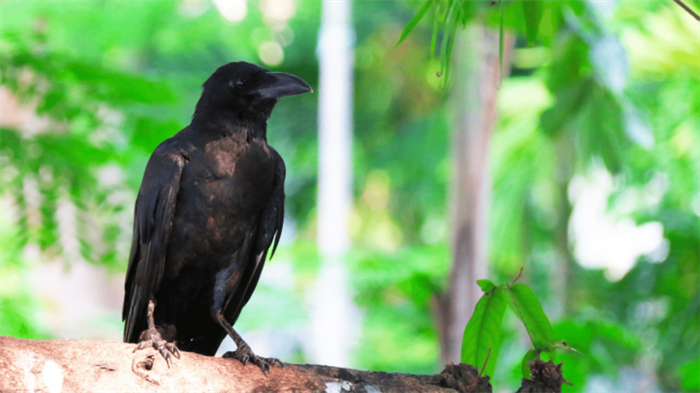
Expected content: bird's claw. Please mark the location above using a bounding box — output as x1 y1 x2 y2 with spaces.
257 359 270 376
133 337 180 368
255 357 283 376
223 350 249 366
228 352 249 365
158 344 173 368
266 357 284 368
223 350 282 376
166 342 181 359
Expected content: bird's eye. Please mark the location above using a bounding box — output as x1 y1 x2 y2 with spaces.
231 78 249 90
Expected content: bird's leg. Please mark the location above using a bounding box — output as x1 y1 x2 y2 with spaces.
133 300 181 367
214 310 282 376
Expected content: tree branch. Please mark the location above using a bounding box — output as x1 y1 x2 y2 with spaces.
673 0 700 21
0 336 489 392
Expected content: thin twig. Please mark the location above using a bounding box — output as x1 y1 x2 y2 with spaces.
674 0 700 21
511 267 524 286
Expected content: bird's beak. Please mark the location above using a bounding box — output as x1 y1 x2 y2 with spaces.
255 72 313 99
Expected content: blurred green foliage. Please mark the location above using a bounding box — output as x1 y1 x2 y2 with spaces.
0 0 698 391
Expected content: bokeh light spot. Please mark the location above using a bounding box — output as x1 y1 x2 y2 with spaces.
213 0 247 22
259 41 284 66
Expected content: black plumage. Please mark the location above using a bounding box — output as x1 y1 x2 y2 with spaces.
122 62 311 374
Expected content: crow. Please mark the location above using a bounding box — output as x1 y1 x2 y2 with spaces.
122 62 311 375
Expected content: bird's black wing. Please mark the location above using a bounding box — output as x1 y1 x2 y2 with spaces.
123 139 187 343
225 147 286 326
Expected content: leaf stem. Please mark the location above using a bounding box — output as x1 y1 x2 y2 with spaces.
511 267 523 286
467 347 492 391
478 347 492 378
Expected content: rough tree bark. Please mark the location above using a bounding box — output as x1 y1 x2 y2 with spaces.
0 336 490 393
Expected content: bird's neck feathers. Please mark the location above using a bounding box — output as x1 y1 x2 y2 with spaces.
191 107 269 142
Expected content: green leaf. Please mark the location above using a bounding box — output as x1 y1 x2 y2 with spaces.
435 0 450 22
439 1 458 79
430 9 439 56
461 287 508 377
678 359 700 391
506 283 556 350
522 0 544 46
521 349 537 378
546 34 590 92
477 279 496 292
397 0 433 47
540 77 593 137
442 4 461 80
550 340 580 354
458 0 477 24
577 84 626 174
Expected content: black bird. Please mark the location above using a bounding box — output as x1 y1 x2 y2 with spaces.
122 62 311 374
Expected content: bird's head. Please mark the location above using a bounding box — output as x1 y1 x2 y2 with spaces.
194 62 312 123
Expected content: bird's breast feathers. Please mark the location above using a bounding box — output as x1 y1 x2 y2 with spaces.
202 136 273 179
181 136 275 215
204 137 243 178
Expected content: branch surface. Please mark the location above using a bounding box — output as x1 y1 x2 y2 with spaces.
0 336 483 392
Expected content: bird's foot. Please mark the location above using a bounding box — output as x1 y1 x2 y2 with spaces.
134 333 181 368
133 300 180 368
223 345 283 376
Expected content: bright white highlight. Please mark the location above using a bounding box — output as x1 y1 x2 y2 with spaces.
570 168 666 280
42 361 63 393
260 0 296 23
213 0 247 22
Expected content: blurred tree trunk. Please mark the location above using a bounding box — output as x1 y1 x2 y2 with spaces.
437 24 511 366
310 0 356 367
553 131 576 316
